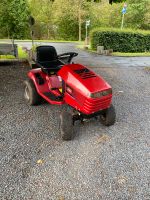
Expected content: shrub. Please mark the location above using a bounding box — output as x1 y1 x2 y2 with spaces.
90 28 150 52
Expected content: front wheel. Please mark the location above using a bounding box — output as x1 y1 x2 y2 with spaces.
24 79 42 106
60 111 74 140
100 105 116 126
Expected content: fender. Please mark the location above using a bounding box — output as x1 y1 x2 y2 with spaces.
28 68 49 94
27 68 65 105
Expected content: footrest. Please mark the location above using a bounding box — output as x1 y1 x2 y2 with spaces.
44 92 62 101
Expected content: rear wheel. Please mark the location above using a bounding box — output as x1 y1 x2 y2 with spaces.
24 79 41 105
100 105 116 126
60 111 74 140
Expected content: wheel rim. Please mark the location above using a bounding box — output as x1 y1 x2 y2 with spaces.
24 86 30 101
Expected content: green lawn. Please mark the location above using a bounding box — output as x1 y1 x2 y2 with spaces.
112 52 150 57
18 46 28 59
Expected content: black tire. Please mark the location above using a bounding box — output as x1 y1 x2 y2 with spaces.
100 105 116 126
60 111 74 140
24 79 41 105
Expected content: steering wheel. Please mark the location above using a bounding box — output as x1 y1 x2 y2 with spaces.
57 52 78 63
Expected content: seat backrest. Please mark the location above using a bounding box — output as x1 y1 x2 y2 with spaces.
36 45 57 63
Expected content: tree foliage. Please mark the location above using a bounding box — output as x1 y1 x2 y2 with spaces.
53 0 90 40
0 0 30 39
125 0 149 29
0 0 149 40
29 0 55 39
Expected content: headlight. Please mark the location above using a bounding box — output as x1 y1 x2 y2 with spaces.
89 89 112 98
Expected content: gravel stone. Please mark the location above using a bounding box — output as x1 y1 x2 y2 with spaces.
0 43 150 200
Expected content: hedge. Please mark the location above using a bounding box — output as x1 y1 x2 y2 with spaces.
90 28 150 53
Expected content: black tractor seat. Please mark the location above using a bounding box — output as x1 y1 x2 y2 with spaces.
35 45 64 74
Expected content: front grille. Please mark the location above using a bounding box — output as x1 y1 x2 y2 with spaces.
83 97 112 113
74 68 96 79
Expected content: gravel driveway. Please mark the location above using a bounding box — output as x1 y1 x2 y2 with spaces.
0 43 150 200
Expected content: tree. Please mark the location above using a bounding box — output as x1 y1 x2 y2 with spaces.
29 0 55 39
0 0 30 39
76 0 88 41
53 0 79 40
143 4 150 29
125 0 149 29
54 0 101 41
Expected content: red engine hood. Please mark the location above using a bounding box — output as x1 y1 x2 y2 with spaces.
58 64 111 94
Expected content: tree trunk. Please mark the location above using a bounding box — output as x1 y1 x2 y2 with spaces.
78 2 82 41
47 25 50 39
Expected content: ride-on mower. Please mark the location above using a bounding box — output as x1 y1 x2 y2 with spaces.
24 45 116 140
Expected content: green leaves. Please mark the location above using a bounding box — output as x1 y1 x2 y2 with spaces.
53 0 89 40
0 0 30 39
1 0 149 40
91 28 150 52
125 0 149 30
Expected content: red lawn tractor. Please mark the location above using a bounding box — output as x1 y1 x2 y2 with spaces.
24 45 116 140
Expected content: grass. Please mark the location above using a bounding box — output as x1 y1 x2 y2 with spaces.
76 44 150 57
0 46 28 59
0 55 15 59
112 52 150 57
144 66 150 71
18 46 28 59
